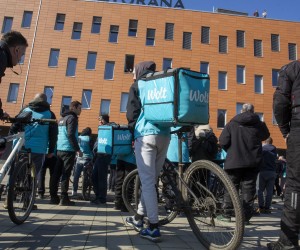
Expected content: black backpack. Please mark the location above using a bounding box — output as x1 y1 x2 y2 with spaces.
192 131 218 161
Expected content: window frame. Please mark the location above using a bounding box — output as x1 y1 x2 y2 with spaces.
183 32 192 50
254 75 264 94
86 51 97 70
201 26 210 44
109 25 119 43
162 58 172 70
100 99 111 115
66 58 77 77
71 22 83 40
219 35 228 53
54 13 65 31
165 23 174 40
200 62 209 74
44 86 54 105
218 71 227 90
120 92 129 113
254 39 263 57
146 28 156 46
7 83 19 103
288 43 297 61
272 69 279 87
81 89 92 109
91 16 102 34
48 48 60 67
271 34 280 52
217 109 227 129
2 17 13 33
104 61 115 80
236 30 245 48
237 65 245 84
21 11 33 28
128 19 138 37
124 55 135 73
61 96 72 115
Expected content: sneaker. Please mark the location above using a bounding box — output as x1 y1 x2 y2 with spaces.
3 199 7 209
253 207 261 215
71 191 78 197
49 196 60 205
216 214 231 222
125 216 144 232
90 198 101 205
140 227 161 242
38 193 44 199
267 241 298 250
60 196 75 206
261 208 272 214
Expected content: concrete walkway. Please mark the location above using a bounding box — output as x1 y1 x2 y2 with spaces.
0 189 287 250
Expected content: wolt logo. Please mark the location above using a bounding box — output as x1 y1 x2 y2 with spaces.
189 90 209 103
117 134 131 141
98 138 108 144
147 87 167 101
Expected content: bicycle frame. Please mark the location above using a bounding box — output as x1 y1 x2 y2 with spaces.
0 132 25 185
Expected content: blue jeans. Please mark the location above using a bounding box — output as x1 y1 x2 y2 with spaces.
92 154 111 202
258 171 276 209
73 157 91 192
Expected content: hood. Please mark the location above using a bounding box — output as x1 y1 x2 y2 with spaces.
0 41 13 68
232 112 261 126
263 143 277 153
62 110 77 118
28 100 50 112
134 61 156 79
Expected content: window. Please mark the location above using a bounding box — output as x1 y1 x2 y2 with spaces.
86 52 97 70
146 28 155 46
162 58 172 70
61 96 72 114
72 22 82 40
255 75 263 94
183 32 192 50
66 58 77 77
44 86 54 104
124 55 134 73
237 65 245 84
236 30 245 48
120 93 129 112
7 83 19 103
19 54 25 64
272 112 278 125
2 17 13 33
272 69 279 87
254 39 263 57
217 109 227 128
236 102 244 114
288 43 297 60
81 90 92 109
91 16 102 34
128 19 138 37
21 11 33 28
200 62 209 74
201 26 210 44
165 23 174 40
104 61 115 80
218 71 227 90
256 112 264 121
54 13 65 31
271 34 280 52
48 49 60 67
100 99 111 115
219 36 228 53
109 25 119 43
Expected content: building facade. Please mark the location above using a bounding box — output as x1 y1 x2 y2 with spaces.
1 0 299 149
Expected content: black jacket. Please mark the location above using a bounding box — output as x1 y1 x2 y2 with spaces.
219 112 270 170
9 100 58 154
261 144 277 172
273 60 300 137
0 41 13 83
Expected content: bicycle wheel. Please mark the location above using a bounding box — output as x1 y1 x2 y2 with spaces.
82 168 92 201
183 160 244 250
7 154 36 225
122 169 178 226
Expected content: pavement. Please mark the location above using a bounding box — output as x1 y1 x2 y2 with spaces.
0 173 291 250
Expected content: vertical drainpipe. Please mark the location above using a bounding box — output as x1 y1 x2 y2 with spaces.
20 0 42 108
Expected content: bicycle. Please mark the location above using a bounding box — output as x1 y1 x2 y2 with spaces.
122 128 244 250
0 112 56 225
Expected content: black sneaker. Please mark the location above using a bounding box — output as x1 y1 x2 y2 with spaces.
60 197 75 206
267 241 299 250
49 196 60 205
90 198 101 205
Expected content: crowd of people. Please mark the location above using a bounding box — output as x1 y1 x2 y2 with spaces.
1 30 300 249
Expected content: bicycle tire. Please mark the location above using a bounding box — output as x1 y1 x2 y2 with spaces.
183 160 244 250
122 169 178 226
7 154 36 225
82 168 92 201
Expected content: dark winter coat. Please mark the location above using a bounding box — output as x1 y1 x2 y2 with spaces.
219 112 270 170
273 60 300 137
261 144 277 172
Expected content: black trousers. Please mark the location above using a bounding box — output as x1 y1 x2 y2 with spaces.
37 156 57 195
279 128 300 246
50 151 76 198
114 159 136 204
224 167 259 222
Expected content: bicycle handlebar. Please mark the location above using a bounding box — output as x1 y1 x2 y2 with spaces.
1 116 57 124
